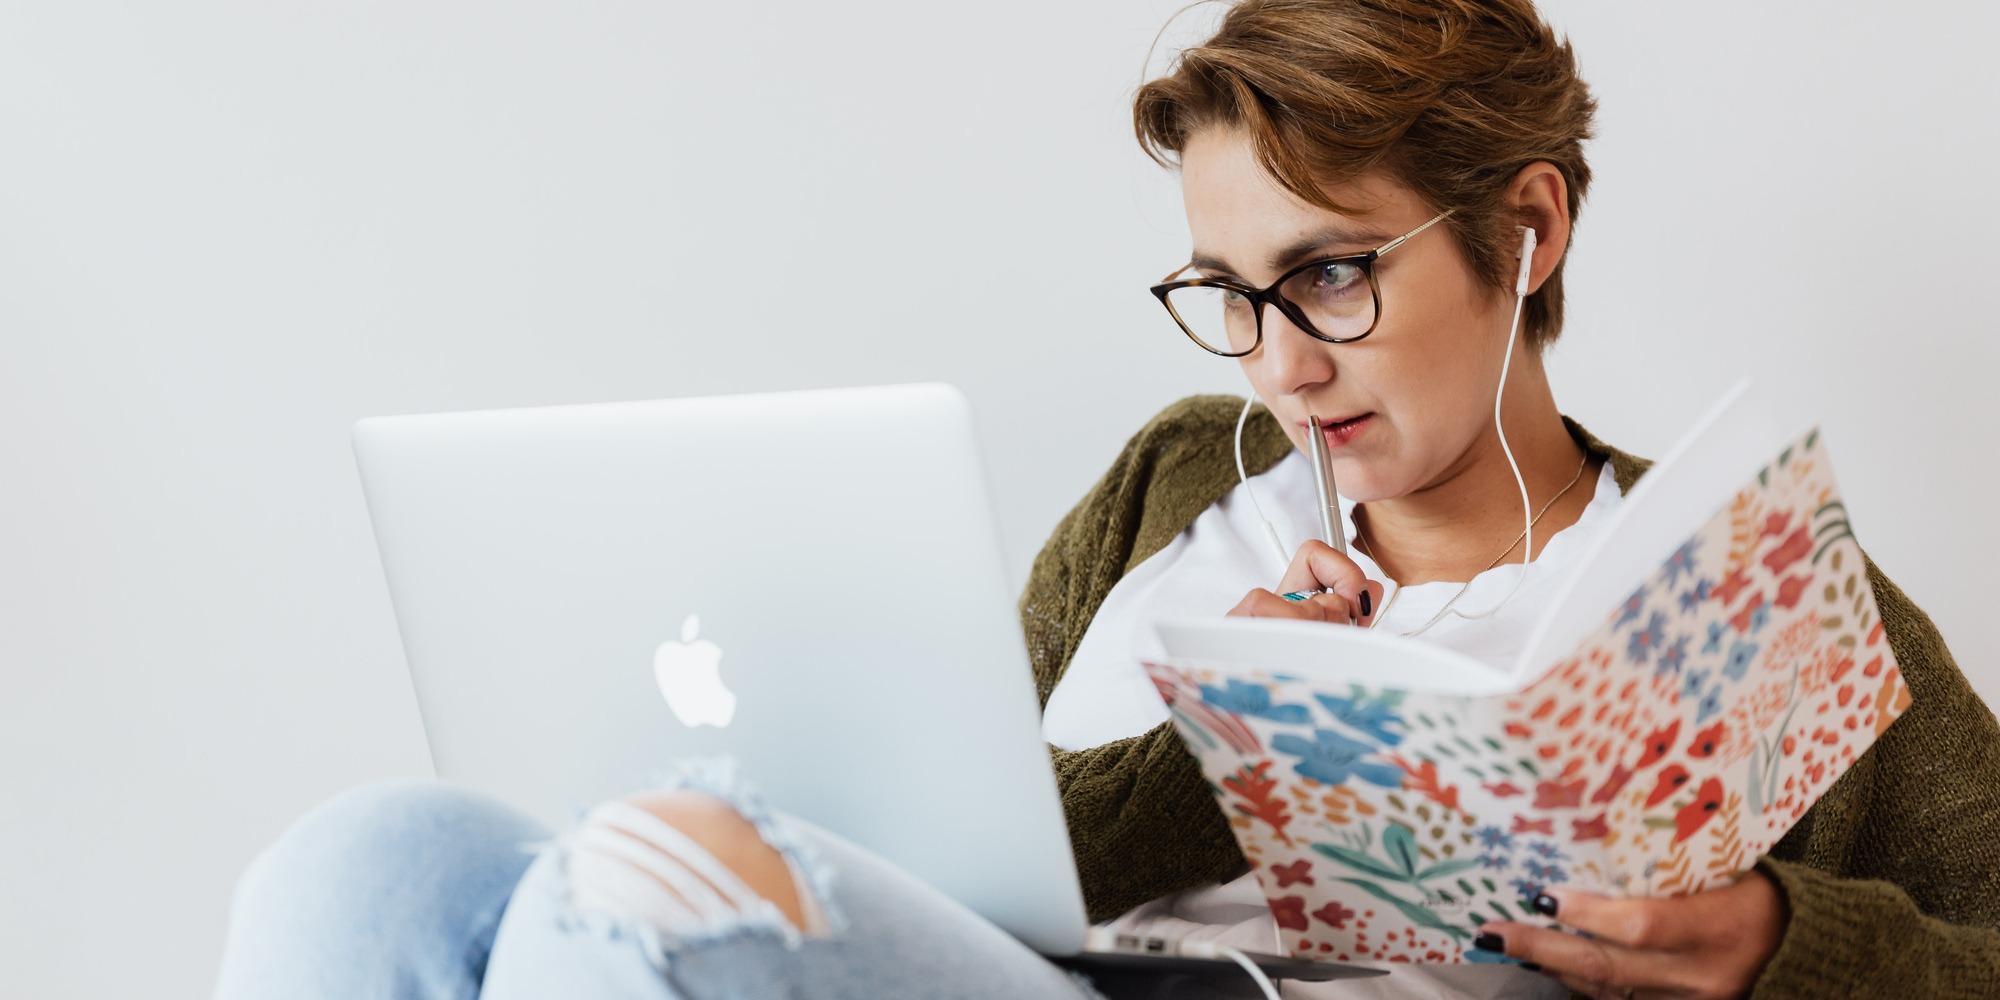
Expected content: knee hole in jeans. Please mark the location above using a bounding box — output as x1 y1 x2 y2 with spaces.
564 791 824 944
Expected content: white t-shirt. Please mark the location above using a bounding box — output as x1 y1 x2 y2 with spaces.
1041 449 1620 999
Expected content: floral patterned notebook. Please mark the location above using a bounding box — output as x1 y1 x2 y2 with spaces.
1140 426 1909 965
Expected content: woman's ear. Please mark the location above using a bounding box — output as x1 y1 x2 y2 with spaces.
1506 162 1571 296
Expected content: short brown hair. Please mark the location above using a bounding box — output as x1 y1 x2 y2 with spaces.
1134 0 1597 348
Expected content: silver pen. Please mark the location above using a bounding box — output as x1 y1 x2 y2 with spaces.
1307 414 1347 555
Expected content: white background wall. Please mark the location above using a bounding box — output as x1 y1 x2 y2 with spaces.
3 2 1994 996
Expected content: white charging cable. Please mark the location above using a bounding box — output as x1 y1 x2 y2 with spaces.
1185 940 1283 1000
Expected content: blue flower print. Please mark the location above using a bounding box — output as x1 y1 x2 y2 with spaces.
1679 578 1713 614
1509 877 1545 899
1662 540 1700 586
1681 669 1711 701
1270 729 1404 788
1615 585 1648 628
1475 826 1515 851
1524 861 1570 885
1313 692 1406 747
1722 640 1761 682
1626 611 1667 666
1199 679 1310 724
1747 599 1771 635
1696 686 1724 725
1528 841 1566 860
1655 635 1690 679
1702 621 1728 655
1478 854 1510 871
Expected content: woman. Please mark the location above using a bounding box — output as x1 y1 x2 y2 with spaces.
214 2 2000 998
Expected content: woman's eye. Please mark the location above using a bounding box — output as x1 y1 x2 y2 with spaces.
1221 288 1251 307
1313 262 1365 294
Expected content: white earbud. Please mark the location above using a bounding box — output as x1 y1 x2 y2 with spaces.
1514 225 1539 295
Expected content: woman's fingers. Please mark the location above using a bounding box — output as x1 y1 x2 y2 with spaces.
1479 921 1696 996
1275 541 1380 620
1228 588 1354 623
1478 876 1786 1000
1225 539 1383 625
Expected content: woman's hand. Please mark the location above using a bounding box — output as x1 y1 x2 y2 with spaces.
1226 540 1383 627
1478 870 1787 999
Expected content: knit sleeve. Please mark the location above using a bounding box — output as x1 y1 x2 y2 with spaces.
1750 859 2000 998
1745 558 2000 998
1051 731 1246 922
1017 397 1268 923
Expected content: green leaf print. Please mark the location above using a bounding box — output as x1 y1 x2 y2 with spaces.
1311 843 1409 882
1335 878 1470 940
1383 823 1421 876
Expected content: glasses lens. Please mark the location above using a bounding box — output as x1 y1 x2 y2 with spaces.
1277 260 1375 341
1164 284 1260 355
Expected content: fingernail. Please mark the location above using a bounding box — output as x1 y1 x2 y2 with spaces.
1532 893 1559 917
1359 590 1373 617
1519 962 1543 973
1472 932 1505 953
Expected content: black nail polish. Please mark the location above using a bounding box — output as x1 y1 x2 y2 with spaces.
1359 590 1373 617
1532 893 1559 917
1472 932 1505 953
1519 962 1543 973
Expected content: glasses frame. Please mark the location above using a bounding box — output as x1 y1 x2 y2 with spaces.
1150 210 1455 357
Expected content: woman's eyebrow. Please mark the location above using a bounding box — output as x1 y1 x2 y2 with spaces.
1189 224 1394 281
1266 225 1392 272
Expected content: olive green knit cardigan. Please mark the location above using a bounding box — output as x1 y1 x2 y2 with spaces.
1019 395 2000 999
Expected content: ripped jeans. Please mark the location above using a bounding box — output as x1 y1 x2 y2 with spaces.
211 765 1103 1000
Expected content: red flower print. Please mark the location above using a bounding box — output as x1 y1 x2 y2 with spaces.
1270 860 1314 888
1533 778 1587 809
1635 720 1682 769
1645 764 1692 808
1222 760 1295 847
1688 721 1726 759
1672 777 1726 843
1762 526 1814 576
1759 511 1793 540
1589 764 1634 804
1773 574 1811 610
1386 754 1460 811
1270 895 1309 932
1571 812 1611 841
1713 567 1753 606
1483 781 1525 798
1511 815 1555 834
1312 901 1357 929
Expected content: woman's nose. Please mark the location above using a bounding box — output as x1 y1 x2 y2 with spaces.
1255 302 1337 395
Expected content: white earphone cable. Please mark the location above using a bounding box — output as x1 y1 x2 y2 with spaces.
1236 394 1293 574
1420 225 1537 626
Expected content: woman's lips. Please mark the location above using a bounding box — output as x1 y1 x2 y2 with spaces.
1306 413 1373 447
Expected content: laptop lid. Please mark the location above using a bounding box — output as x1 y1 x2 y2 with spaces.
352 383 1089 954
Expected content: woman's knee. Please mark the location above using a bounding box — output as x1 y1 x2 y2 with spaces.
216 778 551 999
231 778 547 941
562 790 825 944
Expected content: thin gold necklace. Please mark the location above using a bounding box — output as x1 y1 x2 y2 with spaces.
1357 452 1592 638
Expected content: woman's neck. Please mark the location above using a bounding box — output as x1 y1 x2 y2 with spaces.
1351 373 1599 587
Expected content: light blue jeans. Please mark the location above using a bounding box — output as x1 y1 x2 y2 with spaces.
210 767 1114 1000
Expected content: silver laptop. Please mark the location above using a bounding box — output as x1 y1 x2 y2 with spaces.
352 383 1379 982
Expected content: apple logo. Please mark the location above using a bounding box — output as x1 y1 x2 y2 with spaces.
652 613 736 728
